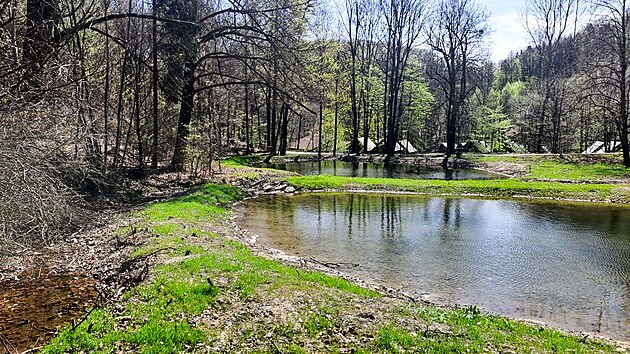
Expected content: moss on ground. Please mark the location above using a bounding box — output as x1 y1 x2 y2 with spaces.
43 182 624 353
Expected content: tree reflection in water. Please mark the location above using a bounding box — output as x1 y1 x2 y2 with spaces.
235 194 630 341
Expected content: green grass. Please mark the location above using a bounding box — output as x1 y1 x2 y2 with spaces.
43 182 379 353
140 183 242 223
43 270 215 353
221 155 262 168
376 305 616 353
303 312 335 337
468 154 630 181
285 175 630 203
43 181 624 353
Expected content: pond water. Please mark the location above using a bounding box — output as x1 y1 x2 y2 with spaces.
256 161 502 180
235 194 630 340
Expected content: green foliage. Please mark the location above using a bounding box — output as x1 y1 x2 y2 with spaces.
401 64 436 150
502 80 526 98
471 89 512 152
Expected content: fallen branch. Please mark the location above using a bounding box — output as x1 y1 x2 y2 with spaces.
19 346 42 354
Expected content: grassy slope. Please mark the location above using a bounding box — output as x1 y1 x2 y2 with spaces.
43 183 622 353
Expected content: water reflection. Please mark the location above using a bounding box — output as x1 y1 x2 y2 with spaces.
235 194 630 340
256 161 500 180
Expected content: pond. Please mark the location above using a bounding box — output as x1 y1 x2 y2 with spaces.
255 160 502 180
235 194 630 340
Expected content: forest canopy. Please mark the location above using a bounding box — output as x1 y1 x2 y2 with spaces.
2 0 630 241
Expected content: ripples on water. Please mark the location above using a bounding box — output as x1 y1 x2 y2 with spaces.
235 194 630 340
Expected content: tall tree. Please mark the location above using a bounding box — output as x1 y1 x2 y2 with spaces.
380 0 426 157
426 0 489 165
523 0 582 153
344 0 365 154
588 0 630 166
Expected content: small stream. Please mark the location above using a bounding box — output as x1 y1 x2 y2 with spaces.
0 271 97 352
235 193 630 340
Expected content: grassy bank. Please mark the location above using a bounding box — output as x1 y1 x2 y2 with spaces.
223 154 630 203
43 183 623 353
467 154 630 181
285 175 630 204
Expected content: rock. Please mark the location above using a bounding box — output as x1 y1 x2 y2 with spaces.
285 186 296 194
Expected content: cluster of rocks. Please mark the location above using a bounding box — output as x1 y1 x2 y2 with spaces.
261 182 296 194
227 176 297 196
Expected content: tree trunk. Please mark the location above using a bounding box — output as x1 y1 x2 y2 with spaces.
103 0 110 168
151 0 159 168
170 59 197 171
333 76 339 157
23 0 59 64
244 82 251 152
279 103 289 156
318 101 323 159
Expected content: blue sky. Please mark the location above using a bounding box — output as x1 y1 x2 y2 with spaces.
481 0 531 61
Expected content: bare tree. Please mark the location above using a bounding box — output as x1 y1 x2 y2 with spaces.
426 0 489 165
344 0 364 154
522 0 582 153
380 0 426 157
587 0 630 166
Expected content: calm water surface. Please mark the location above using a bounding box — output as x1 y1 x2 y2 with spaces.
256 161 501 180
235 194 630 340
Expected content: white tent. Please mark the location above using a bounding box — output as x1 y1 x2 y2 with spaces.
583 141 605 154
357 137 377 152
583 141 621 154
397 140 417 153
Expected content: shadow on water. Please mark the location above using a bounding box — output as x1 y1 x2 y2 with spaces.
257 161 499 180
235 194 630 341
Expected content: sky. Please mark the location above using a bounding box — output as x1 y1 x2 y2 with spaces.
480 0 531 62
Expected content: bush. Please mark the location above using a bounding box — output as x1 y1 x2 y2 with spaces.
0 142 81 245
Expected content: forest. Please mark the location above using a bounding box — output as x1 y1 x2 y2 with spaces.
2 0 630 240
